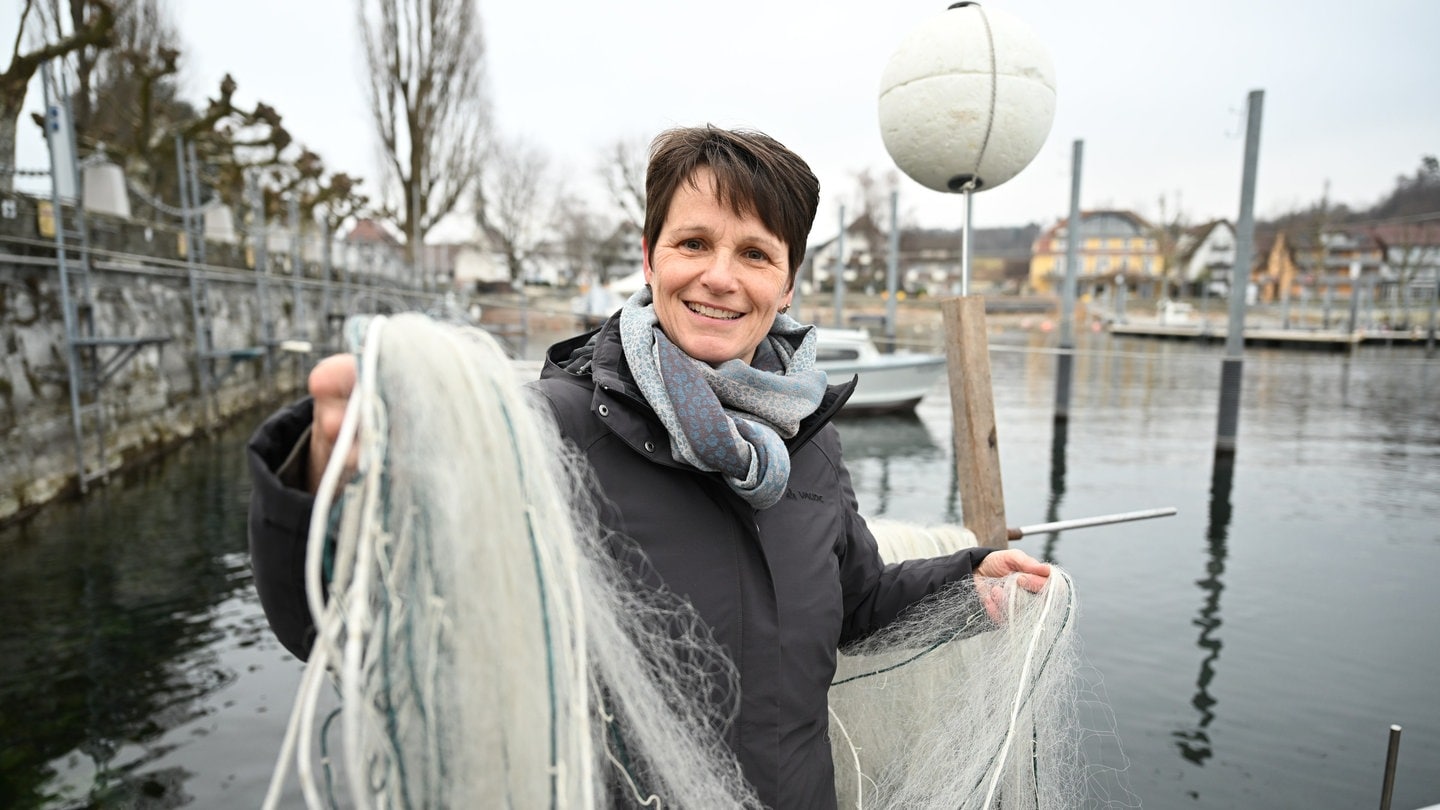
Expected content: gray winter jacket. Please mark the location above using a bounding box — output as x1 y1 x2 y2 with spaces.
246 316 993 808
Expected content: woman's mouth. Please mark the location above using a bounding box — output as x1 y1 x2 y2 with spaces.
687 302 742 320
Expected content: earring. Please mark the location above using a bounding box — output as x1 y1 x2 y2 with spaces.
779 305 791 314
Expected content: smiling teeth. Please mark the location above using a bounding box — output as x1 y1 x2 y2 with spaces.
689 303 741 320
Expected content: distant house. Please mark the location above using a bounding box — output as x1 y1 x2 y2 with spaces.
1028 210 1160 297
1273 226 1387 303
1250 229 1302 304
1174 220 1236 295
446 228 510 292
1370 220 1440 301
805 212 886 296
805 216 1038 297
344 217 402 249
339 217 408 284
595 221 644 284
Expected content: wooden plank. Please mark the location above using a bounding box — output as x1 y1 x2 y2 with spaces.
941 296 1008 549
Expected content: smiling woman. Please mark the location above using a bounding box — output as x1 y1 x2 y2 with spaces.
247 124 1053 808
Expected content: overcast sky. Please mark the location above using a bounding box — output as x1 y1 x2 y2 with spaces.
10 0 1439 242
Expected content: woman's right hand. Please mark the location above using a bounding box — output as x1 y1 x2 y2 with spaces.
307 354 358 495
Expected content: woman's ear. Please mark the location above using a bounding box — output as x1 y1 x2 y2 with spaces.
641 238 653 284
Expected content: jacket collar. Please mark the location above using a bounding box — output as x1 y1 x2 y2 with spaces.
540 315 856 451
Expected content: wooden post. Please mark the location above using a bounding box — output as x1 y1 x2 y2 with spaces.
941 296 1008 548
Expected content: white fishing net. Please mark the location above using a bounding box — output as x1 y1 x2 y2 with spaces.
837 521 1138 809
262 314 1133 809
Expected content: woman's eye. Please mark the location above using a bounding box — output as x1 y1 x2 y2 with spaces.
681 239 704 251
744 249 768 261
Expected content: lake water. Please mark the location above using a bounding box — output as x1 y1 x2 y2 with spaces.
2 329 1437 809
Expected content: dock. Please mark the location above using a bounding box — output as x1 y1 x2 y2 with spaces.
1109 321 1363 349
1097 299 1436 350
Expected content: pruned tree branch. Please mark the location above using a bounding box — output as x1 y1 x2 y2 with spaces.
1 0 116 190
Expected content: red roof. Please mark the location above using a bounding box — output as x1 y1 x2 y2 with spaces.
344 218 401 245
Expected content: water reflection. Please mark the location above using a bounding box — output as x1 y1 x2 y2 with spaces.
1173 452 1235 766
1039 416 1068 564
0 420 258 809
834 413 941 516
834 412 939 462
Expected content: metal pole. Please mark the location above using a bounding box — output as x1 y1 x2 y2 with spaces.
1379 724 1401 810
1281 274 1292 329
320 217 333 349
1224 91 1263 359
176 138 208 363
44 64 89 493
1060 139 1082 347
1348 260 1362 335
185 142 206 265
289 195 304 340
833 205 846 328
1008 506 1177 540
1323 280 1334 329
411 184 424 292
250 177 273 376
1217 89 1264 455
1427 264 1437 357
1056 139 1083 419
885 190 900 345
960 188 973 297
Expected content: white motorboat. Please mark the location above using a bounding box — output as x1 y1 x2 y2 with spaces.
814 327 947 413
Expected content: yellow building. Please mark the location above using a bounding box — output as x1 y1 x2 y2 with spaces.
1029 210 1162 296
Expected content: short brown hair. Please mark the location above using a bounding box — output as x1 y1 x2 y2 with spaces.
644 126 820 288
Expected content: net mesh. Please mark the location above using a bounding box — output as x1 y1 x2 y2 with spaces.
262 314 1133 809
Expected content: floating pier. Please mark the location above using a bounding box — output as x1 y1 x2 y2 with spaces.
1109 321 1365 350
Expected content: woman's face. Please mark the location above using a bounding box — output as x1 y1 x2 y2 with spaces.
643 167 793 366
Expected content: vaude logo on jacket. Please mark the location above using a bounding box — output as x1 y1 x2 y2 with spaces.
784 488 824 503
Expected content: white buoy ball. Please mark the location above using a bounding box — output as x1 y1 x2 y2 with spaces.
879 3 1056 193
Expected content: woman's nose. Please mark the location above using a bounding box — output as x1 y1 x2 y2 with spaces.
700 250 741 290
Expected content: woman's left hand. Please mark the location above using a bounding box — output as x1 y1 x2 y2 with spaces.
975 549 1052 622
976 549 1051 593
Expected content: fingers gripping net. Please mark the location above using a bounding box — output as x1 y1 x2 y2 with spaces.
265 314 759 809
831 521 1135 809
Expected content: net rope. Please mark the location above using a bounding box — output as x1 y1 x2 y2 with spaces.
261 313 1133 808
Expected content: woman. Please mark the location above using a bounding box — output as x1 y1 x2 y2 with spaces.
247 125 1051 808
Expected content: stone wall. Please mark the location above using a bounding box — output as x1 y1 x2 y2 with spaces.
0 189 446 525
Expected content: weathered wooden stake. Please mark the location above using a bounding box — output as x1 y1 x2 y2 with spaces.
942 295 1008 548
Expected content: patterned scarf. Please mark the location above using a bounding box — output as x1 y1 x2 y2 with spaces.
618 287 828 510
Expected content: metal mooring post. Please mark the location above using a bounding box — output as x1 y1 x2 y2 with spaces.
1055 139 1083 421
1216 90 1264 455
833 205 846 328
885 190 900 347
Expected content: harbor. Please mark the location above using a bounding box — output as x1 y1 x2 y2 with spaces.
4 0 1437 806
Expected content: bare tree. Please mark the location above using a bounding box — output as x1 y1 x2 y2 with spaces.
552 193 605 286
1 0 115 191
476 135 552 284
848 167 899 291
1151 192 1187 298
68 0 180 153
359 0 488 263
598 135 648 231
